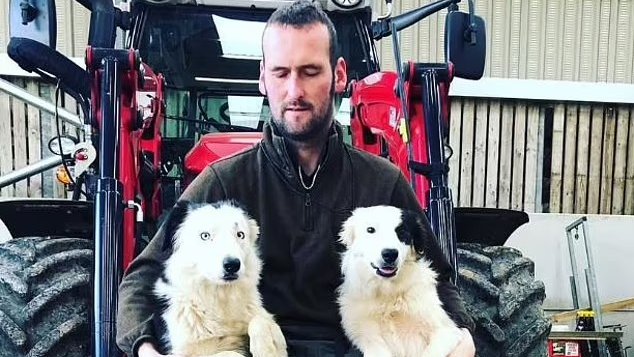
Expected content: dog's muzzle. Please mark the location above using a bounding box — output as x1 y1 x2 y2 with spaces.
222 256 241 281
371 248 399 278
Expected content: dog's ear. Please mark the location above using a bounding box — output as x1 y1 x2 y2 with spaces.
398 209 428 260
338 212 356 247
161 200 191 253
247 217 260 243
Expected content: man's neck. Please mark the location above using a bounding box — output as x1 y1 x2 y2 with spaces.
288 139 326 176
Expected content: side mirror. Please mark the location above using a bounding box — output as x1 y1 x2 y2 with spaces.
9 0 57 48
444 9 486 80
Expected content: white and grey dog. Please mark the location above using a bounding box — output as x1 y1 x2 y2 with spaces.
337 205 463 357
152 199 287 357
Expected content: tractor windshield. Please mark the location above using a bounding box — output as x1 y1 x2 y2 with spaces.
132 4 378 140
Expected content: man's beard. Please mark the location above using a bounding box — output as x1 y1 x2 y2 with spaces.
269 80 335 142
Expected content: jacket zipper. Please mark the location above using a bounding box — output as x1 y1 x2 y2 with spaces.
303 192 314 231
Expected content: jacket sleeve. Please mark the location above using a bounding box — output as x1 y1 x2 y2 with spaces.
115 165 228 357
389 173 476 333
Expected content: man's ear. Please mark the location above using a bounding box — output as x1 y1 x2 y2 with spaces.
259 60 267 95
334 57 347 94
338 212 356 247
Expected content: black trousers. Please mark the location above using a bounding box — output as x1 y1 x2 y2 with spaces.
281 325 362 357
286 339 362 357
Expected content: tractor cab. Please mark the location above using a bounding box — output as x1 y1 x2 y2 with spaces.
126 0 380 186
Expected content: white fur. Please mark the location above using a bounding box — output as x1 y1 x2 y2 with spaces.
154 201 287 357
337 205 463 357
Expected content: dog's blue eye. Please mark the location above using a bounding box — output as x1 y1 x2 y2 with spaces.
237 231 245 239
367 227 375 233
200 232 211 240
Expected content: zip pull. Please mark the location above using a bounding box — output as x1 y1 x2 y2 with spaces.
303 192 313 231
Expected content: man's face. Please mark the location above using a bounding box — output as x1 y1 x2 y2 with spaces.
259 22 347 142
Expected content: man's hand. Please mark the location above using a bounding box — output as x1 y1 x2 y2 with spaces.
447 328 475 357
137 341 185 357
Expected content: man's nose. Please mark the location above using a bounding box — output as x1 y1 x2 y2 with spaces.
286 74 305 99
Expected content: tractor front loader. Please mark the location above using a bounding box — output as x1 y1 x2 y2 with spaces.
0 0 550 357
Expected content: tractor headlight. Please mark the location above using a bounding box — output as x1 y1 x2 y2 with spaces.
331 0 362 9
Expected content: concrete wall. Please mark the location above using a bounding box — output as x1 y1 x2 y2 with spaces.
506 213 634 351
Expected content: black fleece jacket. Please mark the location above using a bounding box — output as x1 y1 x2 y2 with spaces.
115 121 475 357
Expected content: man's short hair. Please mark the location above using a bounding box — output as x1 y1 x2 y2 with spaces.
263 0 339 68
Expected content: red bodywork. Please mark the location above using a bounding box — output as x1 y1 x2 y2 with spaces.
184 132 263 183
87 48 166 269
348 62 453 208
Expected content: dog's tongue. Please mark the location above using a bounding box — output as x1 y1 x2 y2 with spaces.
379 266 397 274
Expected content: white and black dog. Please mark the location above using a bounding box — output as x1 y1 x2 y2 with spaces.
152 199 287 357
337 205 463 357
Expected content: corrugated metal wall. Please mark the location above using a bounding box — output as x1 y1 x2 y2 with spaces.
373 0 634 83
0 1 90 58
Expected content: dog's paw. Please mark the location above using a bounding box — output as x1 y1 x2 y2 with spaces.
248 315 288 357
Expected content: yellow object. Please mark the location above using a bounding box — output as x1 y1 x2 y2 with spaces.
398 118 409 143
576 311 594 318
56 166 72 184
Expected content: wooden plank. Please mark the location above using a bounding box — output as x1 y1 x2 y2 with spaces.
498 102 514 209
550 297 634 324
523 105 540 212
575 105 592 213
46 83 66 198
587 106 604 214
485 100 501 208
511 103 527 210
625 106 634 215
599 107 616 214
611 106 629 214
26 81 43 198
472 100 488 207
448 98 463 206
38 83 56 198
0 82 13 197
11 78 29 197
562 104 578 213
549 104 565 213
459 100 475 207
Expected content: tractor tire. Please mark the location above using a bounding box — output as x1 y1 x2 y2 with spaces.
457 243 551 357
0 236 93 357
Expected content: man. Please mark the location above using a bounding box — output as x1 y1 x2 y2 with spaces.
116 1 476 356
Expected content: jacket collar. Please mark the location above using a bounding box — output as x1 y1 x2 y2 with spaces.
261 119 346 184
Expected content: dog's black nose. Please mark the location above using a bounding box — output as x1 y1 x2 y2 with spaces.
223 257 241 273
381 248 398 264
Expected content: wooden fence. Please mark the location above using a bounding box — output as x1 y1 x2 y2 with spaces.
448 97 634 215
1 76 633 216
0 77 81 199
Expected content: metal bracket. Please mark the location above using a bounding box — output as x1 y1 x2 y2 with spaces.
566 216 608 357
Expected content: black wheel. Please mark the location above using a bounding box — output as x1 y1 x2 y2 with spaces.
0 236 93 357
457 243 551 357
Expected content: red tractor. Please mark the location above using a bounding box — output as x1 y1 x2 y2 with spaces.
0 0 550 356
